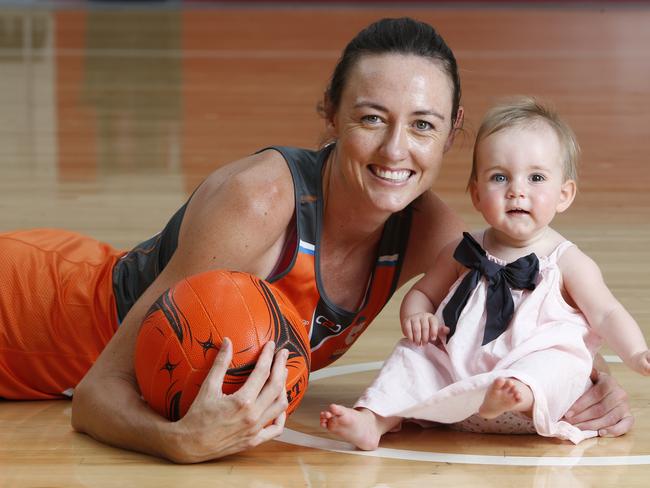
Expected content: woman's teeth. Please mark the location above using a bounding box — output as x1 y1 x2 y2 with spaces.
371 166 412 182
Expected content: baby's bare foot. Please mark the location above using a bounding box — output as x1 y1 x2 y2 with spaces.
319 404 381 451
479 377 528 419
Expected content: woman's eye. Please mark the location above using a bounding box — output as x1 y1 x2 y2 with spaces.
362 115 381 124
414 120 433 131
530 174 546 182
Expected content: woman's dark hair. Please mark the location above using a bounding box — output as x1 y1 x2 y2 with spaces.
320 17 462 127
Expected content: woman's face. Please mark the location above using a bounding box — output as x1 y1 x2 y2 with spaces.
328 53 455 215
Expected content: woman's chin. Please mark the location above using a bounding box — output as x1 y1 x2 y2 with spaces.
366 192 414 215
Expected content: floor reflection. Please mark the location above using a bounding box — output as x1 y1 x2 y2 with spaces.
57 10 182 182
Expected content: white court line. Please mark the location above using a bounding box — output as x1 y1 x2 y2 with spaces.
277 429 650 467
277 355 647 466
603 355 623 363
309 361 384 381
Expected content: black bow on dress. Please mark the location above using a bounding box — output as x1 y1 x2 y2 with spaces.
442 232 539 345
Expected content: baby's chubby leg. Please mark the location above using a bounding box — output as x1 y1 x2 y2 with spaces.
320 404 401 451
478 377 534 419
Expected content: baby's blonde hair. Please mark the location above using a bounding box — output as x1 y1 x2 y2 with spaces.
468 96 580 187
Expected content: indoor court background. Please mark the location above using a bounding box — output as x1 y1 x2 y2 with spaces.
0 1 649 486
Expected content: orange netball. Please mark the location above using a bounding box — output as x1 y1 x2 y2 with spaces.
134 270 310 421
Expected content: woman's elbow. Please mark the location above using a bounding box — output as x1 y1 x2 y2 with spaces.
70 375 95 432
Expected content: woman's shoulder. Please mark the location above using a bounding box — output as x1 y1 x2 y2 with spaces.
174 149 298 276
183 149 296 243
410 190 464 229
400 190 465 284
196 149 295 209
214 147 292 181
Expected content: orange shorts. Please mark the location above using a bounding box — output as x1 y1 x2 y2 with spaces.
0 229 124 399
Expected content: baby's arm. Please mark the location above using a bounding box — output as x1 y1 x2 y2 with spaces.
560 247 650 375
400 240 460 345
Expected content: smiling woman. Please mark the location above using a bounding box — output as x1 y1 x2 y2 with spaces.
325 53 459 216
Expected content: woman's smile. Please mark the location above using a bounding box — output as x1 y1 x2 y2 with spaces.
368 165 414 183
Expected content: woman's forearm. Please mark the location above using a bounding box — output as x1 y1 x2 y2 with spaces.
71 338 290 464
72 372 179 462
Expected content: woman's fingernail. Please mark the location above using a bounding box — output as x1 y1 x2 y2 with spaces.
565 410 573 418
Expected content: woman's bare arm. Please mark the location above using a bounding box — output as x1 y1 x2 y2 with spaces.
72 151 297 463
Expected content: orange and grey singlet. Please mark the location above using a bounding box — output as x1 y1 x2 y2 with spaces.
113 145 412 370
261 146 412 370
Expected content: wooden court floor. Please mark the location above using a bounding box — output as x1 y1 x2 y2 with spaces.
1 2 649 487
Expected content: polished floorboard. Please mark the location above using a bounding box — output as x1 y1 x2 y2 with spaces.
1 2 649 487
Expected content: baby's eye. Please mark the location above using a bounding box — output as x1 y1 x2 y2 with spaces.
530 173 546 182
491 174 507 183
414 120 433 131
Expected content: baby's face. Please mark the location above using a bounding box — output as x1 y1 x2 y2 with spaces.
470 122 575 243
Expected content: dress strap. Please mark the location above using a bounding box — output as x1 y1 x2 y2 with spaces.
547 240 575 262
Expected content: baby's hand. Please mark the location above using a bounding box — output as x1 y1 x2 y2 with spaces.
630 350 650 376
401 313 449 346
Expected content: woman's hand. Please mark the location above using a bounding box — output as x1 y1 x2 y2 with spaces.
563 369 634 437
166 339 289 463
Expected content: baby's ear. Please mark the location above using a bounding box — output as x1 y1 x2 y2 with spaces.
469 180 481 210
557 179 577 213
